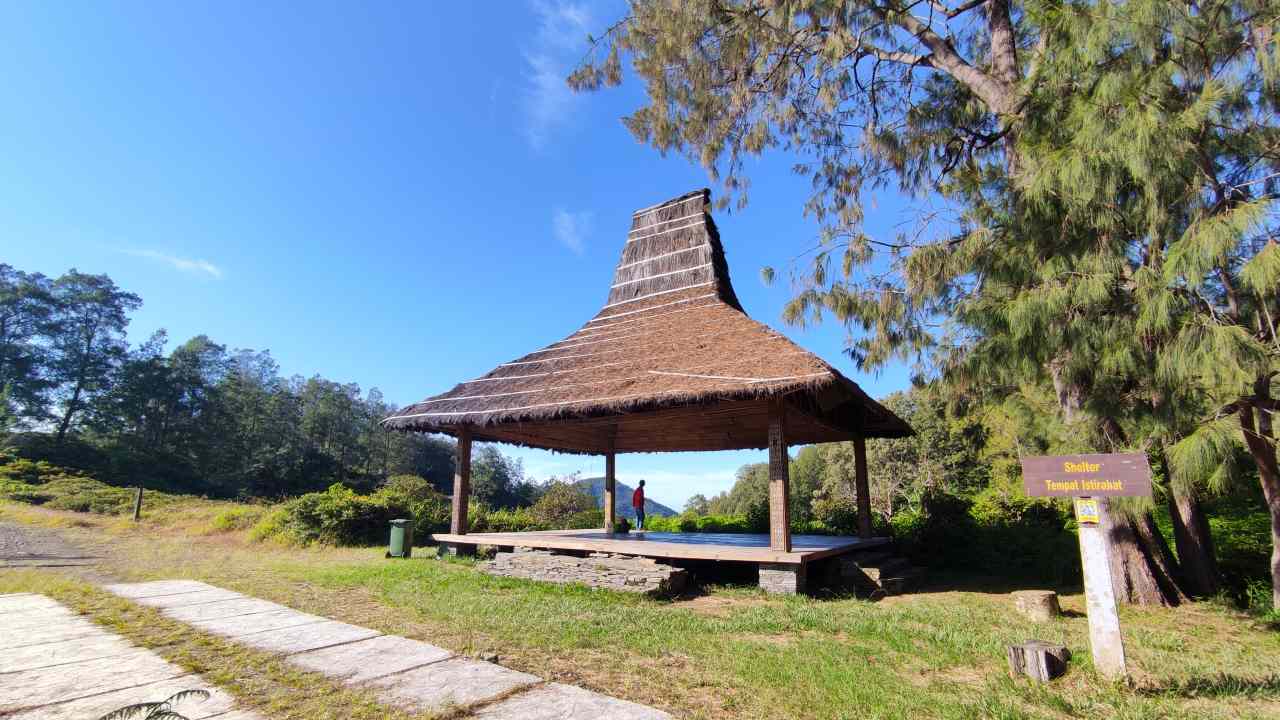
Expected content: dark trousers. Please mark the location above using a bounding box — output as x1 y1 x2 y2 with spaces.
635 509 645 529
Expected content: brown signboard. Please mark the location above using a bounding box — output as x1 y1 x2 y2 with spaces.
1020 453 1153 498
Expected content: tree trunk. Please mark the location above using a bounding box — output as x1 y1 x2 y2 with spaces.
1047 364 1187 604
1239 399 1280 609
1137 510 1188 605
1169 489 1221 598
54 380 83 444
1103 501 1182 606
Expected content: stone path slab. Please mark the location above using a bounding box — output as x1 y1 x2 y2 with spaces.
288 633 453 684
104 579 674 719
235 618 382 654
0 651 188 709
368 656 541 711
0 632 136 673
191 607 326 636
6 676 242 720
475 682 674 720
101 578 214 598
0 617 103 649
166 596 290 623
0 593 262 720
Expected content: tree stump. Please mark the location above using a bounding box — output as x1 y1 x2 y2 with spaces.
1007 640 1070 682
1012 590 1061 622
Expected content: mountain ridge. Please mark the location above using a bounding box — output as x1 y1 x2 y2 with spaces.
575 476 678 519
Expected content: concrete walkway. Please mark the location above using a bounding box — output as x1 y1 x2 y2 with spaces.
104 580 672 719
0 592 262 719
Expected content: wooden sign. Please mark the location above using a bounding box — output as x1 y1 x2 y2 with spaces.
1020 453 1153 498
1018 452 1146 681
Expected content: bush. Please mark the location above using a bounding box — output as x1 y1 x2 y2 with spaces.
0 458 54 484
1244 579 1276 617
376 474 438 505
891 488 1078 585
530 481 597 528
472 506 542 533
812 496 859 535
409 494 452 536
211 506 265 532
248 507 291 543
275 484 394 545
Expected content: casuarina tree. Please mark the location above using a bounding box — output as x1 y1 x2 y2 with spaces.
572 0 1278 604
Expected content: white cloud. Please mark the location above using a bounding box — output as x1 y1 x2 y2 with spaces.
552 208 592 254
522 1 593 149
119 249 223 278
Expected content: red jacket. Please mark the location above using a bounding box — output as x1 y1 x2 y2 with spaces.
631 487 644 510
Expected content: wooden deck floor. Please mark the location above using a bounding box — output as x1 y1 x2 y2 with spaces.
429 529 889 565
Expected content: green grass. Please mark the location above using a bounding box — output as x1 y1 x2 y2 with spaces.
5 500 1280 719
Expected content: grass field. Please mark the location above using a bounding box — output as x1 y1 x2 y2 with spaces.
2 499 1279 720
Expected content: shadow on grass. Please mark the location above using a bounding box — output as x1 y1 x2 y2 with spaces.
912 569 1083 597
1140 674 1280 699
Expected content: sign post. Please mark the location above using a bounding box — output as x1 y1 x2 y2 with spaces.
1020 452 1153 681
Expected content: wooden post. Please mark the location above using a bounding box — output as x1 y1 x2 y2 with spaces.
604 429 617 532
451 427 472 535
1078 497 1127 679
767 398 791 552
132 487 143 522
854 435 871 538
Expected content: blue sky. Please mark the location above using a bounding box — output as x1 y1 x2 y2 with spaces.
1 1 915 510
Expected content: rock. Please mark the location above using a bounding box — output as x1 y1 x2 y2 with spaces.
1007 640 1070 682
1012 590 1061 622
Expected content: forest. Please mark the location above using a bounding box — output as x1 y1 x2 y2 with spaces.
0 263 533 505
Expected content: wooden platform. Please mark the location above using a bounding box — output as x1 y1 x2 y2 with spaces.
429 529 889 565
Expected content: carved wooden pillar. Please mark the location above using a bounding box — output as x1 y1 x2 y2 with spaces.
768 398 791 552
451 427 472 534
854 434 871 538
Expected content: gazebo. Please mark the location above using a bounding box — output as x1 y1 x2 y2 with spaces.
384 189 912 593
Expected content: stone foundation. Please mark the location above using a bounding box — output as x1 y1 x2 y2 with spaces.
758 563 807 595
437 542 476 558
482 551 688 596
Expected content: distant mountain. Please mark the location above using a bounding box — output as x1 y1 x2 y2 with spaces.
576 477 678 520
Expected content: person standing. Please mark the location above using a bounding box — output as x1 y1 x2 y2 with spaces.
632 480 646 530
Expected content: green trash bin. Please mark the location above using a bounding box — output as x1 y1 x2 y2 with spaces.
387 518 413 558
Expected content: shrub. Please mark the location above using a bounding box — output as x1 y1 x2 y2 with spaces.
376 474 437 505
0 458 53 484
812 496 859 535
211 506 265 532
409 494 452 535
530 481 597 528
696 514 750 533
276 484 394 545
564 508 605 529
248 507 291 543
473 506 542 533
642 515 679 532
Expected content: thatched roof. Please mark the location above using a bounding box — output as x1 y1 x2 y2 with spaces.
384 189 912 453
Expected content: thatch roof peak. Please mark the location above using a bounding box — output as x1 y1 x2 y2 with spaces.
384 189 912 453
